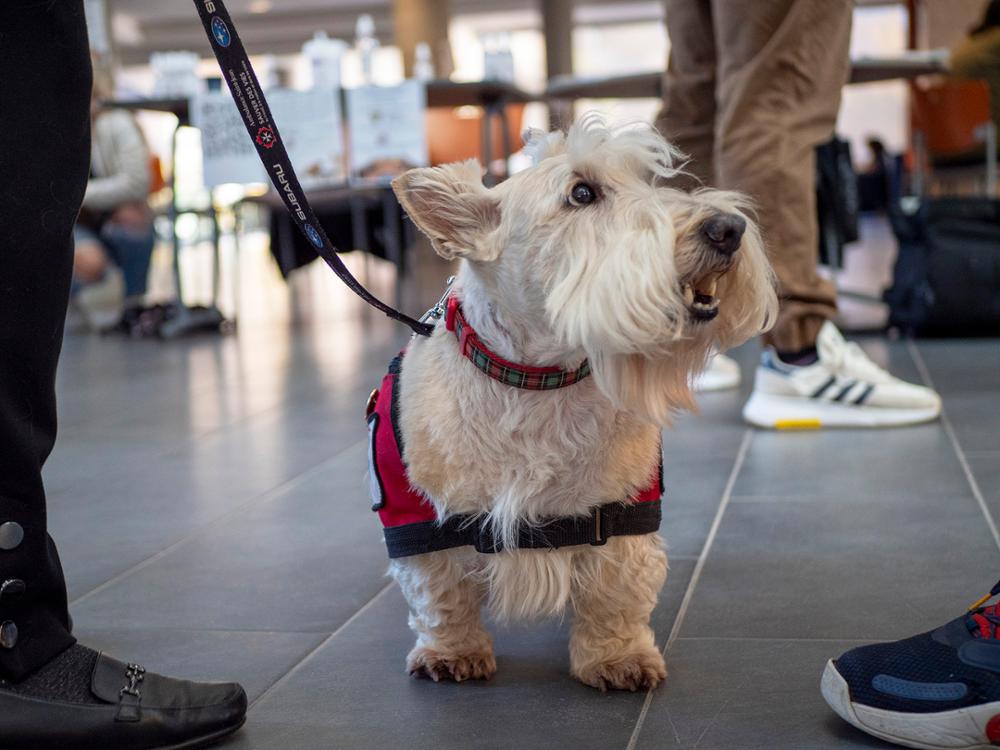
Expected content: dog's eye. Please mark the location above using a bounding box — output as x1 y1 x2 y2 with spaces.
569 182 597 206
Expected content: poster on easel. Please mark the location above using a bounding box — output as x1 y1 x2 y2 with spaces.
191 87 345 189
346 80 428 181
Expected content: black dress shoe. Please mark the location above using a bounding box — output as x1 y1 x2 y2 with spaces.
0 645 247 750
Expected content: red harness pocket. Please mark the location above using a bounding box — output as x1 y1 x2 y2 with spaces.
368 364 439 528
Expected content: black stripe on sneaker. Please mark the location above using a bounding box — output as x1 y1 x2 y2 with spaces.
811 376 837 399
853 384 875 405
832 380 858 402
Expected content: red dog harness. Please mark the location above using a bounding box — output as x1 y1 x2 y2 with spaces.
366 299 664 559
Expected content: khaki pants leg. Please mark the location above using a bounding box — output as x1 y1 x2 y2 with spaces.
657 0 852 352
655 0 716 189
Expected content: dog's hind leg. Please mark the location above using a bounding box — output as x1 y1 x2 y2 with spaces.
390 549 496 682
569 534 668 691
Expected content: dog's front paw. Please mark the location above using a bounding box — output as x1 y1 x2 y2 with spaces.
407 646 497 683
573 648 666 692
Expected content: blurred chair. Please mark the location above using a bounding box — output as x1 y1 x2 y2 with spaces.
426 103 525 175
149 154 168 196
910 78 997 195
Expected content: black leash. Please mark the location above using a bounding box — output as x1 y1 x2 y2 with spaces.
192 0 434 337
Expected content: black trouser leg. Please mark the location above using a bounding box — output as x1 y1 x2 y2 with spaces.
0 0 93 680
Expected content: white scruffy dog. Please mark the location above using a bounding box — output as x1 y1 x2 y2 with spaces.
383 118 777 691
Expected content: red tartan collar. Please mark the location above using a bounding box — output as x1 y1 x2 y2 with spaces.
444 296 591 390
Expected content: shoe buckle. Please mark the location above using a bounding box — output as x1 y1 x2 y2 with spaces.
119 663 146 699
116 663 146 723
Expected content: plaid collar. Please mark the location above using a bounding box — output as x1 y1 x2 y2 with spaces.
444 296 591 390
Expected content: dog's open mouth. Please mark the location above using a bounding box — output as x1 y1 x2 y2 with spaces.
683 272 723 322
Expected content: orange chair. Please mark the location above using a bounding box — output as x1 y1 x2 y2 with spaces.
425 103 526 173
910 78 995 194
911 78 991 160
148 154 168 195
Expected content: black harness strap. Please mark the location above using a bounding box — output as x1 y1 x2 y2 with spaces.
192 0 434 337
383 500 662 559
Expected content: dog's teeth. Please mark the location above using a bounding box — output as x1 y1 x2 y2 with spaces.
683 285 694 306
693 276 718 298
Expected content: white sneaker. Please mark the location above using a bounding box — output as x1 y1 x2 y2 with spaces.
693 353 742 392
76 266 124 331
742 322 942 429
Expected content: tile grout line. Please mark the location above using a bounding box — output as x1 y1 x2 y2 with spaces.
625 428 754 750
247 580 396 710
53 377 376 493
907 340 1000 553
69 441 365 607
674 636 879 643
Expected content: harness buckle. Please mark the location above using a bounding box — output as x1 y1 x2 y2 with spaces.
590 506 607 546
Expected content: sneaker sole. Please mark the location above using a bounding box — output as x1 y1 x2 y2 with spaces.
743 393 941 430
821 659 1000 750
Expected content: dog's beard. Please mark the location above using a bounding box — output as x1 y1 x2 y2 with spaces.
543 209 776 425
588 345 709 422
545 215 686 354
543 217 709 423
708 220 778 350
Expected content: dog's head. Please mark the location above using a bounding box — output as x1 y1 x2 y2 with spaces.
393 116 777 423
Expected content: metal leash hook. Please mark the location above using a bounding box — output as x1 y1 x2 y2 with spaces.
419 275 457 326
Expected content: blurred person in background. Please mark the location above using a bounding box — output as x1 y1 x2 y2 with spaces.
657 0 941 428
857 137 890 213
0 3 246 747
73 60 156 332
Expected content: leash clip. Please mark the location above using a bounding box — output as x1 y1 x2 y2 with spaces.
419 275 456 326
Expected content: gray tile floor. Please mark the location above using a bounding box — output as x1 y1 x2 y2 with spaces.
48 226 1000 749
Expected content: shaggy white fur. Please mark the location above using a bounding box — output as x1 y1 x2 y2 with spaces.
386 117 777 691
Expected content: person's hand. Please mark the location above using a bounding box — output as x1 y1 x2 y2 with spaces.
108 201 151 232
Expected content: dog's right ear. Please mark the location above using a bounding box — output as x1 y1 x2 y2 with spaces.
391 160 501 261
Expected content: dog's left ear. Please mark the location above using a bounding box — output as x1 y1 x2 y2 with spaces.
392 160 501 261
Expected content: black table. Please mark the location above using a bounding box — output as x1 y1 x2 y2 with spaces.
239 183 411 281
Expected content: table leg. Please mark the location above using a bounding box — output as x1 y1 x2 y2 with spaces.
481 105 495 186
498 103 513 180
169 122 185 308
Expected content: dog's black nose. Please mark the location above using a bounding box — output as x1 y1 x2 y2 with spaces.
701 213 746 256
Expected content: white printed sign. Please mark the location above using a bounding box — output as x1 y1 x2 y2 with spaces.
346 80 428 177
191 87 345 188
190 90 259 187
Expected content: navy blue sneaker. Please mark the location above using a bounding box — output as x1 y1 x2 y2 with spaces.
823 580 1000 749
